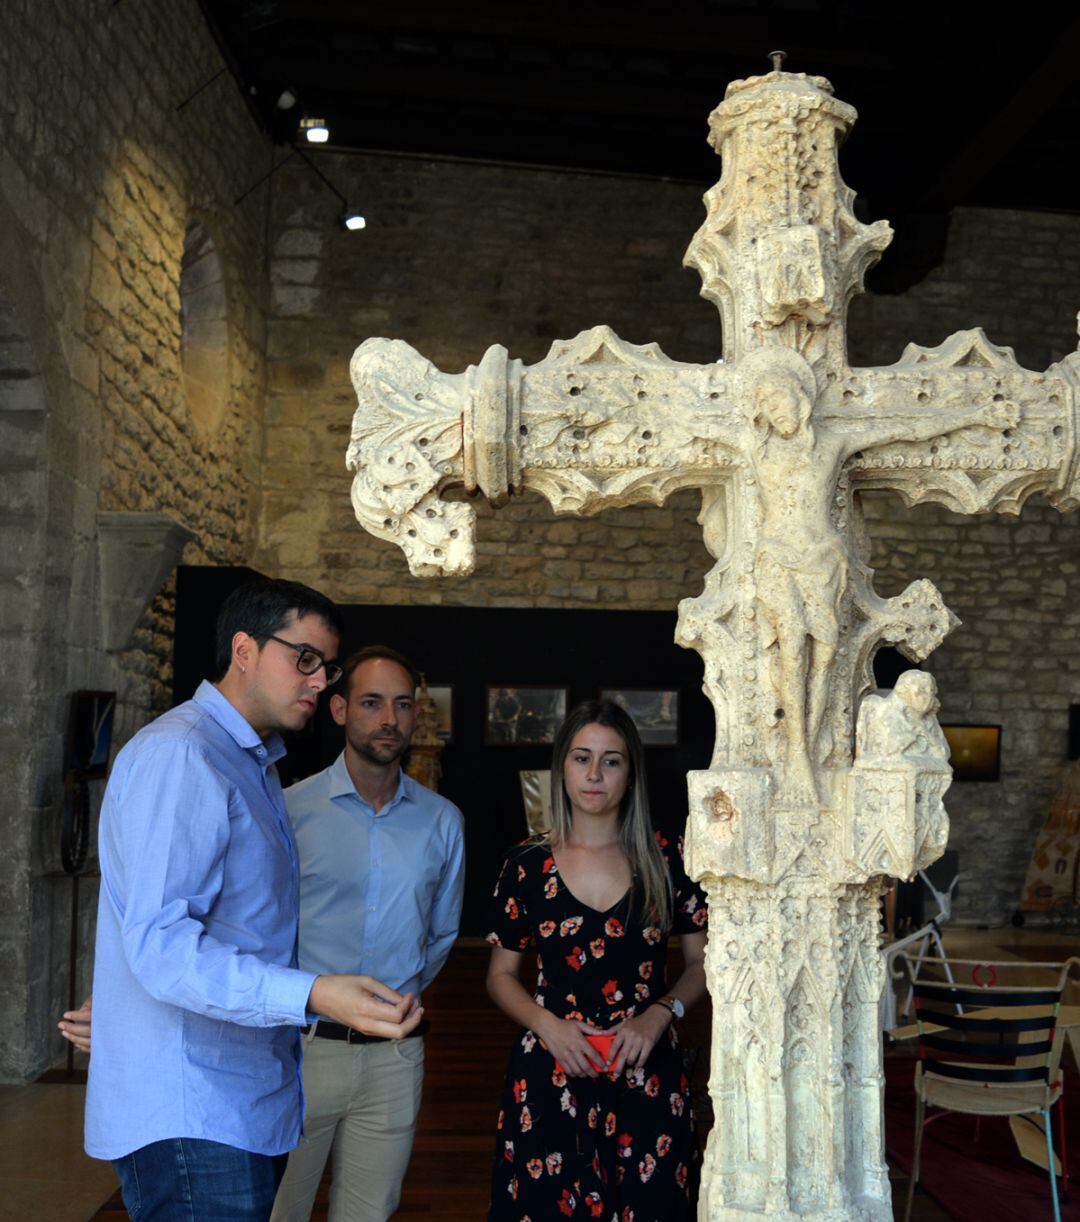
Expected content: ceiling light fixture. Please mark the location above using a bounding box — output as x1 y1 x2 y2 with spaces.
234 150 366 235
276 87 298 111
300 116 329 143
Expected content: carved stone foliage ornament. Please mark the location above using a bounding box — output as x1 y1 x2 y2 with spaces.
345 67 1080 1221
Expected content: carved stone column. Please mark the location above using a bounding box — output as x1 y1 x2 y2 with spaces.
342 65 1080 1219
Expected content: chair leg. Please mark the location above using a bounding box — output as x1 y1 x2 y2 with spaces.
1045 1108 1062 1222
904 1095 925 1222
1059 1092 1070 1200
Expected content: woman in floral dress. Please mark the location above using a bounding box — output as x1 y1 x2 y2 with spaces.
485 699 708 1221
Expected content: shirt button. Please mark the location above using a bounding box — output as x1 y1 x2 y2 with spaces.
369 905 376 912
255 747 266 757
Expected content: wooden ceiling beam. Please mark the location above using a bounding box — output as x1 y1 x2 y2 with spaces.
252 52 747 120
262 0 950 74
922 14 1080 209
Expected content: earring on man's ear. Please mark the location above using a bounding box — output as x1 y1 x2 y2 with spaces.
240 665 246 673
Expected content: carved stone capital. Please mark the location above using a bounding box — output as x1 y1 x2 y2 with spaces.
683 70 891 365
347 338 474 576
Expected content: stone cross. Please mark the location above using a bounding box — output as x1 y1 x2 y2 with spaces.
344 68 1080 1220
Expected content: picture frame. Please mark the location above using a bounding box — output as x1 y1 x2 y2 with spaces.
485 685 567 746
601 688 679 746
941 724 1001 782
426 684 454 742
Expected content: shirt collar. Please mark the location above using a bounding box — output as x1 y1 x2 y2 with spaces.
327 751 411 815
193 679 286 766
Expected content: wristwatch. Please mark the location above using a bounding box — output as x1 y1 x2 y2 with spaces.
653 994 685 1020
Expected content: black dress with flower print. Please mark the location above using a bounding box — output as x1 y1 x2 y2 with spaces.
485 834 708 1222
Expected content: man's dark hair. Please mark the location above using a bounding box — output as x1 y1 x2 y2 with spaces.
342 644 421 696
213 579 344 680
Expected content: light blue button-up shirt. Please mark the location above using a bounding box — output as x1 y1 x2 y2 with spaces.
287 753 465 1001
85 682 318 1160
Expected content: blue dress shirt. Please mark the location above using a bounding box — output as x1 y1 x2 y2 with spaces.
287 753 465 1002
85 681 318 1160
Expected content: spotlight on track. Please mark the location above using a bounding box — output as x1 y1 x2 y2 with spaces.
300 116 329 144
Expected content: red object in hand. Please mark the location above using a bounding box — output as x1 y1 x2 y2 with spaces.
555 1032 617 1078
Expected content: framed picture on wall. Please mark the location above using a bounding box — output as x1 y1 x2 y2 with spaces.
941 724 1001 782
426 684 454 742
486 686 567 745
601 688 679 746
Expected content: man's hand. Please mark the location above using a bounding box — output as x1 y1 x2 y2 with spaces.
309 975 423 1039
59 995 93 1053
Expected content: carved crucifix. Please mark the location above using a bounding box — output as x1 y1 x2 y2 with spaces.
345 67 1080 1220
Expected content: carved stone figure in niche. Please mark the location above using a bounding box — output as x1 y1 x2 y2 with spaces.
855 669 950 767
738 347 1017 800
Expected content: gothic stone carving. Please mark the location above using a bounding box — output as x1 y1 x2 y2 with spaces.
345 66 1080 1221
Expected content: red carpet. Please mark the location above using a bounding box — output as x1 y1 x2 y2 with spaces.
884 1057 1080 1220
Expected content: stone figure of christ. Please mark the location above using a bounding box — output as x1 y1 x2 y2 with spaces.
736 347 1017 800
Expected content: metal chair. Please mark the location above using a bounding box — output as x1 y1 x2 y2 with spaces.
899 954 1080 1222
881 866 959 1032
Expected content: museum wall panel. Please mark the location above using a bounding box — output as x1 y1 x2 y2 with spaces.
0 0 271 1080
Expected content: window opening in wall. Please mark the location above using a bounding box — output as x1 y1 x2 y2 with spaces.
179 218 229 436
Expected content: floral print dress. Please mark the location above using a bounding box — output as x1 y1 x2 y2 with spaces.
485 835 708 1221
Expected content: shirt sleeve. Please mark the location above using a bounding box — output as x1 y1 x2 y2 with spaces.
99 738 316 1027
665 831 709 936
419 810 466 992
484 845 534 952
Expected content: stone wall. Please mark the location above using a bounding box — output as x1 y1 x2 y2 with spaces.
259 156 1080 925
0 0 271 1081
256 152 717 605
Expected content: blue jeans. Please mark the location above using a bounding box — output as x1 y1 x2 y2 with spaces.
112 1138 288 1221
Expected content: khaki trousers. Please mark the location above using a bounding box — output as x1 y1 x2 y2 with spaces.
270 1027 424 1222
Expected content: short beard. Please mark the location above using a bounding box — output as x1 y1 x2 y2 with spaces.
351 735 408 766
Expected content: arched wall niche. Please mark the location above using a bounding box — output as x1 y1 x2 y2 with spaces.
179 217 231 437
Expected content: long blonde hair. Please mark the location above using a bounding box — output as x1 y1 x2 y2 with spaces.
545 699 672 931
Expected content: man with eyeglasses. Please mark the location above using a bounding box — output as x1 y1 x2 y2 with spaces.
79 580 423 1221
270 645 465 1222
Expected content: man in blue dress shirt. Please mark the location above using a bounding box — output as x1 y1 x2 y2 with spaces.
270 645 465 1222
84 581 422 1221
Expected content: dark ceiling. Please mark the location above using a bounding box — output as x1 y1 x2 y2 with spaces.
200 2 1080 229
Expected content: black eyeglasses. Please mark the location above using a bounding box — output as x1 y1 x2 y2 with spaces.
265 636 343 685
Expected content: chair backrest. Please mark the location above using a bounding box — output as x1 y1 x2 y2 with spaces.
898 954 1080 1092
